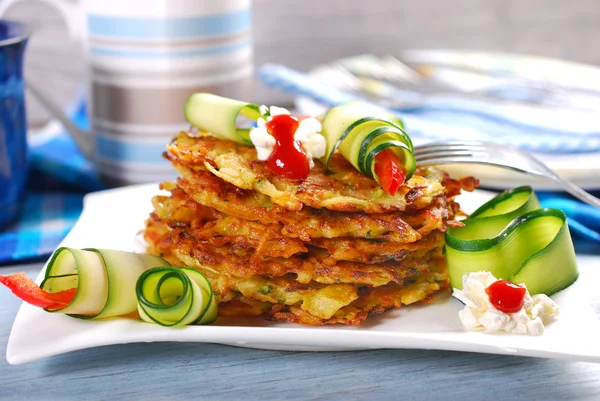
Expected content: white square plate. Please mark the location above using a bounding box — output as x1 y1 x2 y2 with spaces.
6 184 600 364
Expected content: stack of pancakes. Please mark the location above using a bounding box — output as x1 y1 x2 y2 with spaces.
143 132 477 325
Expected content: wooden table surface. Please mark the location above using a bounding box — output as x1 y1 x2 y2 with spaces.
1 260 600 401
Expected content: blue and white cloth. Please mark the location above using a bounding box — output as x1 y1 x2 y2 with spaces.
258 64 600 154
0 193 83 263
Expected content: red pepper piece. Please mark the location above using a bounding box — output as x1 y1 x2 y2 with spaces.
374 149 407 196
0 273 76 310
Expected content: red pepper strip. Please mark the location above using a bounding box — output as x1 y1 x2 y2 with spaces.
0 273 76 310
374 149 407 196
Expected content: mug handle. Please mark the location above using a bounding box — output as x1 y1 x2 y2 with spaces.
0 0 83 40
0 0 92 158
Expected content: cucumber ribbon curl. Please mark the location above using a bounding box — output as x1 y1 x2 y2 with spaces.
136 267 218 327
445 186 579 295
184 93 262 145
320 102 416 182
40 248 217 327
41 248 169 318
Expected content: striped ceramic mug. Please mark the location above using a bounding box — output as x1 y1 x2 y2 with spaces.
1 0 253 185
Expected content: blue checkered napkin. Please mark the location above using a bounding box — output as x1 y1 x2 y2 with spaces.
0 193 83 263
258 64 600 154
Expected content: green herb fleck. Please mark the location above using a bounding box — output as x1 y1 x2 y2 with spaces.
258 285 271 294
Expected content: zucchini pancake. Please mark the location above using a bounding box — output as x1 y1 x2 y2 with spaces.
143 94 478 325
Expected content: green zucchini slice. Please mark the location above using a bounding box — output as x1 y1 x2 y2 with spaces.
320 101 415 182
136 267 218 327
446 186 579 295
40 248 169 318
184 93 261 145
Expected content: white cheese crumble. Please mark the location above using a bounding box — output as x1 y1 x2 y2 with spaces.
249 122 275 161
452 272 560 336
249 105 326 168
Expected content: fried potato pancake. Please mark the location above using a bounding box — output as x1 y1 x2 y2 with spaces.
167 167 456 243
310 230 445 264
172 233 439 286
150 198 307 260
217 258 448 325
160 181 457 237
146 213 441 287
143 216 179 265
150 208 445 266
144 221 448 325
141 129 478 326
150 186 452 261
166 132 447 213
144 192 451 325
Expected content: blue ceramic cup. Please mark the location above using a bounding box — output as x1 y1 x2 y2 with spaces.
0 20 28 229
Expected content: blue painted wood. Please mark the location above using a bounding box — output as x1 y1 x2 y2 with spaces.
1 263 600 401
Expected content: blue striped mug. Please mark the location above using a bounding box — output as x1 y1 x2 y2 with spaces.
0 0 253 185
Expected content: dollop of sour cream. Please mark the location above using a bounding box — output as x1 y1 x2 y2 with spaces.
452 272 560 336
249 105 326 168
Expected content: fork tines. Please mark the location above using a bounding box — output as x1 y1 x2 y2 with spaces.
414 141 489 157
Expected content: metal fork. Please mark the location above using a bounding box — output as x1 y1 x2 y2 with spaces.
413 141 600 208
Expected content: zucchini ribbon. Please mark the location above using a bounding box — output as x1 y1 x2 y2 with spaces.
41 248 217 326
136 267 218 327
320 102 416 182
184 93 262 145
445 186 579 295
41 248 169 318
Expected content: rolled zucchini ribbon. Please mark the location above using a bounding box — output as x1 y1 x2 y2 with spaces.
446 186 579 296
320 102 416 182
40 248 218 327
136 267 218 327
41 248 169 318
184 93 262 145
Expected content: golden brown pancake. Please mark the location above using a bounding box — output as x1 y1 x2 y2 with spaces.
167 132 446 213
141 130 477 325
